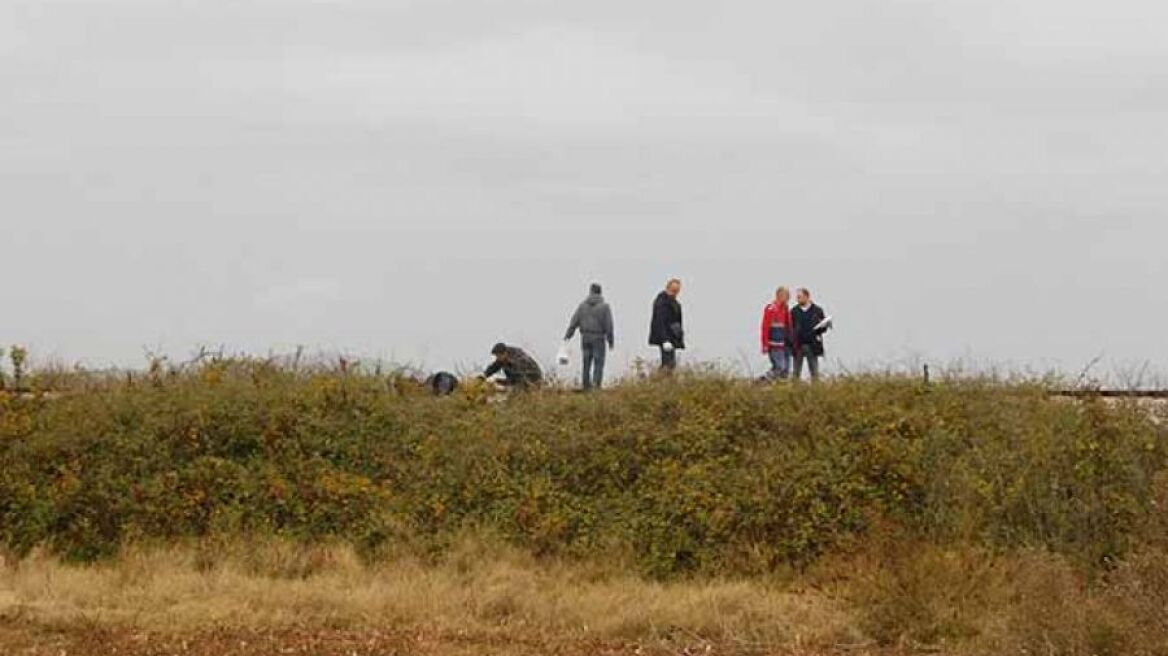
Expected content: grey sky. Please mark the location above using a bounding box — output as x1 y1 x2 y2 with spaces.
2 0 1166 378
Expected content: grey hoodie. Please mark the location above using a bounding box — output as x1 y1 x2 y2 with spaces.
565 292 615 347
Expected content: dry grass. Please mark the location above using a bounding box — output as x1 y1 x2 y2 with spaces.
812 540 1168 656
0 538 860 652
4 538 1168 655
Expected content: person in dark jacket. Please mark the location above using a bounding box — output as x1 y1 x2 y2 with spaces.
648 278 684 371
564 282 615 390
791 288 830 381
482 343 543 389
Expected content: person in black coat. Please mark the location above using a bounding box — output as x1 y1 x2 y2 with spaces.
648 278 684 371
791 288 830 381
482 343 543 389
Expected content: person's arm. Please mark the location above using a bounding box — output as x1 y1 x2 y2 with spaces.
483 359 503 378
604 305 615 348
564 305 580 341
671 300 684 342
814 307 830 335
760 306 770 353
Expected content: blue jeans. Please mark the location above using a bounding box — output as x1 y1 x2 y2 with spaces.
767 347 790 379
582 338 607 389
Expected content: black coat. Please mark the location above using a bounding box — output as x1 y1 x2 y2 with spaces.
648 291 685 349
483 347 543 386
791 303 827 357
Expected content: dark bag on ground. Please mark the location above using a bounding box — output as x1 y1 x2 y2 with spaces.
426 371 459 396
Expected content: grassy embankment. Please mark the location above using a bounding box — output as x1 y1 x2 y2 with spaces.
1 358 1166 654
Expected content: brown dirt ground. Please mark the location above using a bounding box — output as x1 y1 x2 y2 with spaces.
0 621 891 656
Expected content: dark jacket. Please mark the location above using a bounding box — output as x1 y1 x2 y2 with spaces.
791 303 828 357
648 291 684 349
483 347 543 386
565 292 615 347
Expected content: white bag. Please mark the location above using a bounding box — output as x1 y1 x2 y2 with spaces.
556 342 571 366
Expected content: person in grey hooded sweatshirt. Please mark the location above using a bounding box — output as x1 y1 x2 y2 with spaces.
564 283 615 390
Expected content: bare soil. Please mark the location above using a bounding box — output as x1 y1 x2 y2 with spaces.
0 621 889 656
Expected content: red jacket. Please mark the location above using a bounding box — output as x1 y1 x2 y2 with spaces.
760 302 791 352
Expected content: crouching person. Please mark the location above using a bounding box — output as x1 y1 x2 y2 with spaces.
481 342 543 390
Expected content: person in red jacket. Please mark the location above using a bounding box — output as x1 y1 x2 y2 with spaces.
760 286 792 380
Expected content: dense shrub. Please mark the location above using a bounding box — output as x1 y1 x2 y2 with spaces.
0 361 1164 577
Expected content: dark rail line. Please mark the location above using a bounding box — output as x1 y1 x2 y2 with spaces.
1049 389 1168 399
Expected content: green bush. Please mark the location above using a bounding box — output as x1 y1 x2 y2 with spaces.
0 361 1164 577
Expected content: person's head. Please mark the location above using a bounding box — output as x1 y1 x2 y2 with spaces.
775 286 790 304
796 288 812 306
665 278 682 297
590 282 602 295
490 342 509 361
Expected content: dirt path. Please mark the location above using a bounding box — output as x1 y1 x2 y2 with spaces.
0 621 890 656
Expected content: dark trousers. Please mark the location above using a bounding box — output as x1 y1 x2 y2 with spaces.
501 372 527 388
659 346 677 371
502 371 539 390
793 351 820 381
581 338 607 389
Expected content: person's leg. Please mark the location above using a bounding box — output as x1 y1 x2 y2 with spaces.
792 351 805 380
660 346 676 371
767 349 783 379
581 342 594 390
808 354 821 381
776 347 790 379
592 341 607 388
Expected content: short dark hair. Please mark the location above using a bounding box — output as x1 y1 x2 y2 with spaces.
798 287 811 298
590 283 602 294
491 342 508 356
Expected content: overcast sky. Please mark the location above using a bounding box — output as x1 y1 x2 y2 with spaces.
2 0 1166 379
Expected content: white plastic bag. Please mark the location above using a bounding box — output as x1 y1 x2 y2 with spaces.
556 342 571 366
